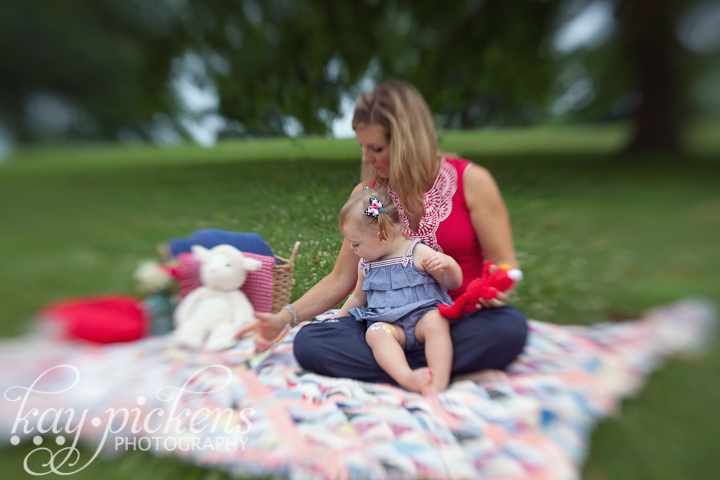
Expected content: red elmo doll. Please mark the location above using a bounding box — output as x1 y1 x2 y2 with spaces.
438 261 523 319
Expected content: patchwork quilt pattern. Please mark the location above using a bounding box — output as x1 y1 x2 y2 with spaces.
0 300 714 479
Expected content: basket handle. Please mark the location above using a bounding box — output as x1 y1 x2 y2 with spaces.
288 241 301 264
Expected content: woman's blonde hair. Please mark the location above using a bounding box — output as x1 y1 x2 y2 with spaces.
352 80 440 220
339 188 401 242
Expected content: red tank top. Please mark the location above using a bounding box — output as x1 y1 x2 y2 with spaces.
379 158 484 300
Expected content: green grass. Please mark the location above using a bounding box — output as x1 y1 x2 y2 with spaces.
1 123 719 479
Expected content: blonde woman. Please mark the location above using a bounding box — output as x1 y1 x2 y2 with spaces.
240 80 527 384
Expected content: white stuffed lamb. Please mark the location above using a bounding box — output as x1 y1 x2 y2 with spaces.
173 244 263 350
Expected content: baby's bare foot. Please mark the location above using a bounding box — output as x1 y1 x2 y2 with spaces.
399 367 432 393
423 377 449 396
423 384 440 396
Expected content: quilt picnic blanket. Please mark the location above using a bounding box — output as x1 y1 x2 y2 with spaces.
0 299 715 479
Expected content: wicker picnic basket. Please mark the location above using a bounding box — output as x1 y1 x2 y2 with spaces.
270 241 301 313
157 239 300 313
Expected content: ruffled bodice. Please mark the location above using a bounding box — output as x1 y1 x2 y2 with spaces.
349 239 452 324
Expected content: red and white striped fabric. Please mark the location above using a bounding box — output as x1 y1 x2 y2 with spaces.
175 251 275 313
360 238 421 272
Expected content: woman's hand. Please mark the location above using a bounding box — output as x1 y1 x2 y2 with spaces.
236 310 290 353
476 289 510 309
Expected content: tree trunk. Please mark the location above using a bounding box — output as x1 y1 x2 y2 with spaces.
460 108 473 129
620 0 682 153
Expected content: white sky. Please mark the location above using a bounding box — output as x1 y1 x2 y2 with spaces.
331 94 357 138
554 0 615 54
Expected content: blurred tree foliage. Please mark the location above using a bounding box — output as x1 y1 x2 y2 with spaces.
0 0 185 141
373 0 561 129
546 0 720 152
180 0 561 135
178 0 385 136
0 0 716 151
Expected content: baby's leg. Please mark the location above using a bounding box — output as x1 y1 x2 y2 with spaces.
366 322 431 393
414 310 453 394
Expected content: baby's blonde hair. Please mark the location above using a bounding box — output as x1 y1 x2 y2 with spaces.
339 188 401 241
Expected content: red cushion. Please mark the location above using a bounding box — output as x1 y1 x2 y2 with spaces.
41 296 148 344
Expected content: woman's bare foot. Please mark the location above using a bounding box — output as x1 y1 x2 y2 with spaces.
399 367 432 393
452 369 508 383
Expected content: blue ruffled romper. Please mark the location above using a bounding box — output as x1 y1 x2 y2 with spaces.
349 239 453 351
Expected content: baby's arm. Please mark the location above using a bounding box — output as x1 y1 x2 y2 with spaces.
414 244 463 290
335 262 368 317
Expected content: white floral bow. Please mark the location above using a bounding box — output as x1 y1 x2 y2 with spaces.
364 197 386 218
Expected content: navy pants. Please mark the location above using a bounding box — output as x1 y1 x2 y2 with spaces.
293 306 528 385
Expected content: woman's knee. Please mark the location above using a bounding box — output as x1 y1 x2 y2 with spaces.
487 306 528 365
451 306 528 372
292 324 317 369
494 306 527 338
293 318 395 383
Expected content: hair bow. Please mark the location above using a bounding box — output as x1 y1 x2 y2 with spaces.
364 197 386 218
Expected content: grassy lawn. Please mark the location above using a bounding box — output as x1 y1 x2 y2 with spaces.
1 123 719 479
